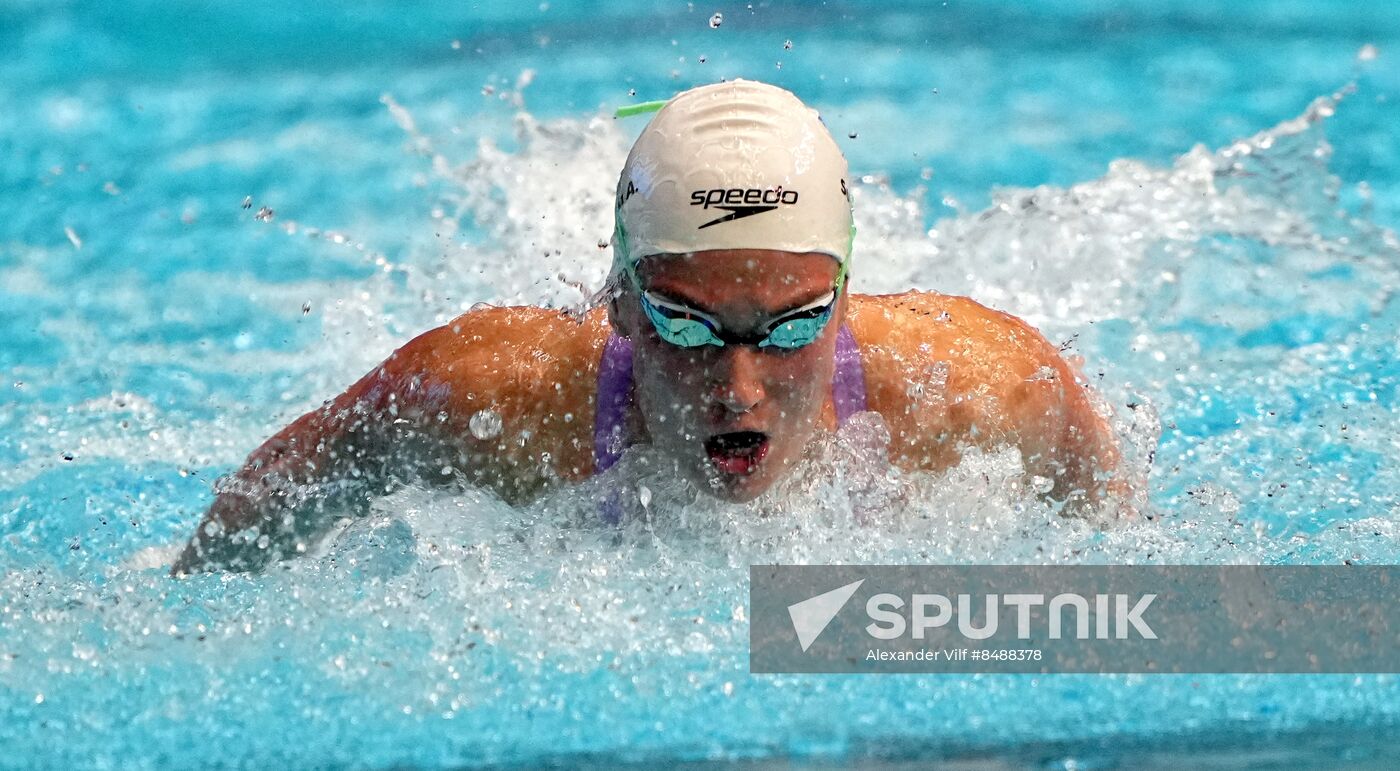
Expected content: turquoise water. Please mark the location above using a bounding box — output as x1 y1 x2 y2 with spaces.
3 1 1400 767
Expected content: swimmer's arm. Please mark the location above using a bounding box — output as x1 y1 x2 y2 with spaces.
997 345 1126 514
169 361 413 575
171 309 604 574
169 320 498 575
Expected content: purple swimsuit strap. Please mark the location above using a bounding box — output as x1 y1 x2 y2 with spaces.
592 325 867 475
593 333 635 475
831 324 868 424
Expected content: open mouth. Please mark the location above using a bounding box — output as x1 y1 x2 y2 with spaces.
704 431 771 475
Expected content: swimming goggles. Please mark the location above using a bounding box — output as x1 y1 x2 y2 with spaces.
627 262 847 350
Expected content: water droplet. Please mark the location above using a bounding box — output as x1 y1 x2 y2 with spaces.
638 485 652 508
469 409 503 440
848 131 858 139
482 85 495 96
708 11 723 28
255 206 274 222
1358 43 1378 62
628 88 636 96
1030 475 1055 495
451 39 461 50
241 196 252 209
698 55 707 63
302 302 312 315
783 39 792 50
64 226 82 249
1026 365 1057 383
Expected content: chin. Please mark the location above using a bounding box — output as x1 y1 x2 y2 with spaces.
705 481 769 503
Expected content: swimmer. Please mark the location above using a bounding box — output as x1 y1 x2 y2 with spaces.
172 79 1128 574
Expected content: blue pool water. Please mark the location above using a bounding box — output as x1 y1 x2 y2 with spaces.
3 1 1399 767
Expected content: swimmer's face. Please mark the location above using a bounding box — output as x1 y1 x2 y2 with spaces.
612 249 847 502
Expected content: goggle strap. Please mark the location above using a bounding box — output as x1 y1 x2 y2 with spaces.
614 100 669 119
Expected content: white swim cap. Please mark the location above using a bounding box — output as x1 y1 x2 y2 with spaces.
611 79 853 279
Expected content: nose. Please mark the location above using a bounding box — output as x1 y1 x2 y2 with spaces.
708 345 766 414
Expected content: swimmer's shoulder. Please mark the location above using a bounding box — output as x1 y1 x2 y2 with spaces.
845 291 1083 456
395 305 611 390
846 290 1061 375
368 305 612 484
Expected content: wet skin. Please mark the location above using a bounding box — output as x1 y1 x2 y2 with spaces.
173 250 1123 573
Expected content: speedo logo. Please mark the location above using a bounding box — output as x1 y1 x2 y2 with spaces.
690 187 799 229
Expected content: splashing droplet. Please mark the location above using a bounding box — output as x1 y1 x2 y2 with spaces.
708 12 723 28
1357 43 1378 62
255 206 274 222
638 485 652 508
848 132 858 139
64 227 82 249
469 409 503 440
1026 365 1058 382
241 195 252 209
783 39 792 50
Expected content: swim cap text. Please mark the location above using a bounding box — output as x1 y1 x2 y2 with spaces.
690 187 799 209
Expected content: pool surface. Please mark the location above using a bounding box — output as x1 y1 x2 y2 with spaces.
3 1 1399 767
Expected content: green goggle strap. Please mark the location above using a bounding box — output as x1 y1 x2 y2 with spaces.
614 100 669 119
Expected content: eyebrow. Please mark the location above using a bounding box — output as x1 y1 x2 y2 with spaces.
646 285 835 317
